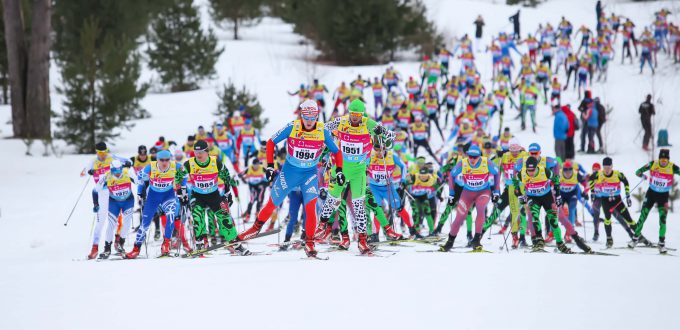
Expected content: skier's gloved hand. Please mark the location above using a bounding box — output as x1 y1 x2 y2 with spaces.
123 161 132 168
265 164 275 182
555 195 563 207
626 194 632 208
87 169 95 175
518 195 528 205
93 204 99 213
590 193 596 203
320 188 328 200
336 168 346 185
177 188 188 205
447 196 456 206
373 125 386 136
224 193 234 207
492 192 500 204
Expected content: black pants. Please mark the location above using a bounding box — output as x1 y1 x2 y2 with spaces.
565 136 575 159
413 139 438 162
598 196 635 238
245 183 267 216
642 119 652 148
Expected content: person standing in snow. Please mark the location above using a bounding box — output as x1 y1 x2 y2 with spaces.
474 15 485 52
553 105 568 160
238 100 344 258
639 94 655 151
509 10 520 40
562 104 578 159
629 149 680 254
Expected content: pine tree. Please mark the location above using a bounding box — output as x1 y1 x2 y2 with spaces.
209 0 264 40
147 0 224 92
53 1 156 153
215 81 267 130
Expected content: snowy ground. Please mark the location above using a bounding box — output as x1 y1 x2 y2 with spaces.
2 1 680 329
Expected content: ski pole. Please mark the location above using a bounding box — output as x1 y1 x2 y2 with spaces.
608 177 645 213
64 178 90 226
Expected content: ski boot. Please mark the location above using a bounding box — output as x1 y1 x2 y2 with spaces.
314 221 332 242
304 239 317 257
519 234 528 248
338 232 351 250
592 232 599 242
238 220 265 241
572 234 592 253
409 227 423 239
439 235 456 252
658 239 668 254
160 238 171 256
279 239 290 251
210 235 219 247
87 244 99 260
606 237 614 248
99 242 112 259
532 237 545 251
544 232 555 244
358 233 372 255
627 236 639 249
638 235 653 247
470 234 483 252
125 244 142 259
232 242 252 256
511 233 519 249
433 222 444 235
114 237 126 254
330 229 341 244
465 232 473 247
384 225 403 240
556 241 573 254
496 225 508 235
368 233 379 244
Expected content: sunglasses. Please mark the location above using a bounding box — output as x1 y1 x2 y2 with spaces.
468 155 480 159
349 112 363 120
96 150 108 155
301 114 318 121
158 158 170 162
564 168 573 172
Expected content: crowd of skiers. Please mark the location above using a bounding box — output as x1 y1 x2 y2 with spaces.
78 6 678 260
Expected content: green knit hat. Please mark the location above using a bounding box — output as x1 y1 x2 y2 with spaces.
348 99 366 115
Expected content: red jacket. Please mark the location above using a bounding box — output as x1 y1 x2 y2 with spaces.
562 105 577 137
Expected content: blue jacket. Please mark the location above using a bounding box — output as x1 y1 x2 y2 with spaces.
553 110 568 141
587 106 599 128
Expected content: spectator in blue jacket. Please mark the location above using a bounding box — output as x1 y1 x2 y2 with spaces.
553 105 569 160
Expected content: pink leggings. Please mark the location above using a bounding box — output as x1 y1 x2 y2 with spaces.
449 190 490 236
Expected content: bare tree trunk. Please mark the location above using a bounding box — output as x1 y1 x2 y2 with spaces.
233 17 239 40
2 0 51 140
25 0 51 140
2 0 28 138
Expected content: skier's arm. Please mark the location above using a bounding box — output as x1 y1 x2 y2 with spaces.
324 117 342 132
367 118 396 142
323 128 343 169
174 161 191 188
489 162 501 194
619 172 630 195
634 161 653 177
548 170 560 192
137 165 151 196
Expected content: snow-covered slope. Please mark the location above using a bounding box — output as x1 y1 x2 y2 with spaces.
1 1 679 329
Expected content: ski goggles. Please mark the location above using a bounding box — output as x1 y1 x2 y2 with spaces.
300 113 318 121
96 149 109 156
349 112 363 121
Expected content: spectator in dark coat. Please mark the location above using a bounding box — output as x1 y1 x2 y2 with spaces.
639 94 655 150
578 90 593 152
509 10 520 40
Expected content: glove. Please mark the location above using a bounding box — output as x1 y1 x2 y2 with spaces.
555 195 563 207
590 193 596 203
123 161 132 168
583 191 589 201
518 195 528 205
492 192 500 204
265 164 275 182
177 188 188 205
636 171 643 178
626 195 632 208
93 204 99 213
225 193 234 207
373 125 386 136
514 188 522 197
87 169 95 175
447 196 456 206
336 168 346 185
319 188 328 200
